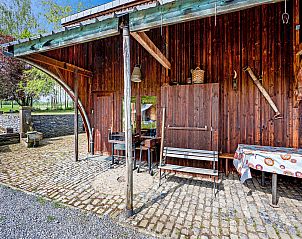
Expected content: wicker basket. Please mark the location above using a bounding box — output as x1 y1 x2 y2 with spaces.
191 67 205 84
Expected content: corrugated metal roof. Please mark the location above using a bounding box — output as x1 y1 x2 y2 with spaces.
61 0 175 26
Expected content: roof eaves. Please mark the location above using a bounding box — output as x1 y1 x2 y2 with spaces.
61 0 163 26
0 16 119 56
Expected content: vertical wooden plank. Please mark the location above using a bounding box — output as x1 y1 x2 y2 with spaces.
261 5 269 146
293 0 300 148
254 7 262 146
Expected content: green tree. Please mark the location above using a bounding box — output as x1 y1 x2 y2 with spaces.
41 0 87 30
18 68 55 104
41 0 72 30
0 0 88 107
0 0 37 39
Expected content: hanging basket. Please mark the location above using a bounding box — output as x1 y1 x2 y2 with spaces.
191 67 205 84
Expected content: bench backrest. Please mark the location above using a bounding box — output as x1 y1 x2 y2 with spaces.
163 147 218 162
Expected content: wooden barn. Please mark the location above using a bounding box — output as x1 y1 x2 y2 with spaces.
2 0 302 213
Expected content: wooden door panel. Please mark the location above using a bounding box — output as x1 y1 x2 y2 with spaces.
93 92 113 155
161 84 219 151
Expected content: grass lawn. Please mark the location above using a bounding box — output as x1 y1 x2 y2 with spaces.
32 109 74 115
0 104 20 113
0 101 74 115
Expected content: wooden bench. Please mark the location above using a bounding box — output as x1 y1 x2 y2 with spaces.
159 147 219 193
219 153 234 176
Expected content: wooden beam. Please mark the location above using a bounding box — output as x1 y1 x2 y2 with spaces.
296 43 302 55
25 54 93 78
131 32 171 69
129 0 283 32
11 17 119 57
293 0 300 148
74 70 79 162
123 24 134 217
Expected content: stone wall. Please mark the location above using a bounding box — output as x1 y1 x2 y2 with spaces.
0 133 20 146
0 114 20 133
32 114 84 138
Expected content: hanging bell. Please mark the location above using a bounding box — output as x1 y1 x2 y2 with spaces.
131 65 142 83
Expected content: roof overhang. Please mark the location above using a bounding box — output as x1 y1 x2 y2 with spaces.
2 17 119 57
1 0 284 57
61 0 161 27
129 0 284 32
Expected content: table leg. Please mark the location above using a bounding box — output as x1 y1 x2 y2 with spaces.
225 158 229 177
271 173 278 207
148 148 151 175
150 149 153 175
138 145 142 173
133 145 137 170
261 172 265 187
111 144 115 165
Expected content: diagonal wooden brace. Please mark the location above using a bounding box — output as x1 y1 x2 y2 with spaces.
243 66 282 120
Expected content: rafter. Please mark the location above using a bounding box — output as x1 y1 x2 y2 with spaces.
24 54 93 78
131 31 171 70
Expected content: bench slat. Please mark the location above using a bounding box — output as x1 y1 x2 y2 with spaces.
165 153 218 162
159 164 218 176
165 149 217 158
164 147 218 155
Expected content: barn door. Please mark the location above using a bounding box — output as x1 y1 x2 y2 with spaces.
161 84 219 151
93 92 113 155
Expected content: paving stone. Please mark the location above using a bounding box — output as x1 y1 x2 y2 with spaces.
165 222 174 230
139 219 148 228
1 135 302 239
155 222 164 233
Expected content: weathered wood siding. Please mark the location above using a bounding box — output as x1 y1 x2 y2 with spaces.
161 84 219 151
40 2 299 158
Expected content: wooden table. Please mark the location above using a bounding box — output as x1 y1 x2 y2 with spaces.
233 144 302 207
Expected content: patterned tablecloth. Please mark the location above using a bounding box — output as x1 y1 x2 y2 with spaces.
233 144 302 183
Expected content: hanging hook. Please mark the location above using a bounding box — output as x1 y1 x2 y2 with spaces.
214 0 217 26
282 0 289 24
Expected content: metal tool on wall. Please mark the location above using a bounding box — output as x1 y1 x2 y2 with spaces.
243 66 282 120
282 0 289 24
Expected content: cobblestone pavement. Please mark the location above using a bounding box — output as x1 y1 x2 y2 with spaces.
1 135 302 239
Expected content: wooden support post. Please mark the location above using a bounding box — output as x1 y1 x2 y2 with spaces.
293 0 300 148
261 172 265 187
136 83 141 136
159 107 166 167
271 173 278 207
123 23 133 217
74 70 79 162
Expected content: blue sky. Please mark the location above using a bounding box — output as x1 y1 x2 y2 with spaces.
31 0 112 31
32 0 112 14
0 0 113 33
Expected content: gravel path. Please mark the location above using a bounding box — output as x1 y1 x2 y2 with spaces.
0 185 157 239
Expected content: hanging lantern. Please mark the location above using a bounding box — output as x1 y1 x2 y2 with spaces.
131 65 142 83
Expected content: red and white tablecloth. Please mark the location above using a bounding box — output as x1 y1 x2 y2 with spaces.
233 144 302 183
